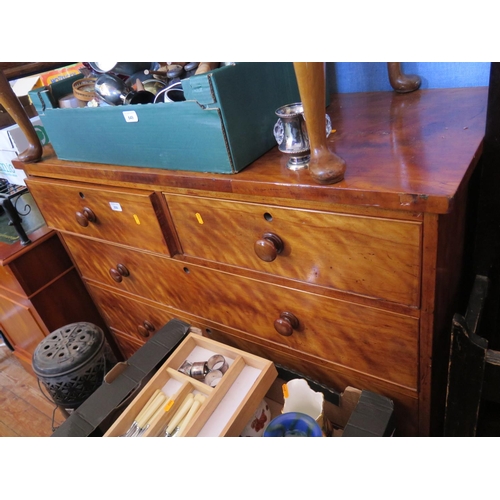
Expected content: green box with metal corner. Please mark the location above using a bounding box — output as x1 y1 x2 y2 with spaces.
29 63 300 173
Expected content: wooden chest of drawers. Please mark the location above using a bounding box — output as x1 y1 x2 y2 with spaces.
20 88 487 436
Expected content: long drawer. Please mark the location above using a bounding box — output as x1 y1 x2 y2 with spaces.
27 178 170 254
87 283 186 343
164 193 422 306
66 235 419 389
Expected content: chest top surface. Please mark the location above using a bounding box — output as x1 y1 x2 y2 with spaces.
21 87 487 214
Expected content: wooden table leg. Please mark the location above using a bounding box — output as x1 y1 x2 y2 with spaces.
387 63 421 93
0 70 42 163
293 62 346 185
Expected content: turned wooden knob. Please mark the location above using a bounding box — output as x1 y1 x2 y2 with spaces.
274 311 299 336
254 232 284 262
137 320 155 338
109 263 130 282
75 207 97 227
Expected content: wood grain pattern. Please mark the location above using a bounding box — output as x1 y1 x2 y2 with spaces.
17 88 486 436
19 88 487 215
293 62 346 185
0 345 64 436
0 223 119 369
26 178 171 255
87 282 188 343
0 264 25 296
0 292 46 355
165 193 422 306
67 236 419 389
6 232 74 297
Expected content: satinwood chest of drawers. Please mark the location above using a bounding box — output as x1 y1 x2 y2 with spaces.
19 87 487 436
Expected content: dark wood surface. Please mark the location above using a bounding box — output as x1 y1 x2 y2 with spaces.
18 88 487 436
0 63 74 81
20 87 487 214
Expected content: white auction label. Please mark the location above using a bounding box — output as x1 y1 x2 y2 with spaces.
109 202 122 211
123 110 138 123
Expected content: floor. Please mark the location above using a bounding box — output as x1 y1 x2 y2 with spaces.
0 344 65 437
1 341 498 437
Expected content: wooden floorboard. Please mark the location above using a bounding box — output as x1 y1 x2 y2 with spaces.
0 345 65 437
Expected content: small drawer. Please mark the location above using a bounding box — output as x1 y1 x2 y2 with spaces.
104 333 277 437
164 193 422 306
26 177 171 255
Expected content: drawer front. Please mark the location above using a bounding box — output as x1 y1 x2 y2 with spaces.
164 194 422 306
187 267 419 390
68 236 418 389
63 234 181 303
87 283 185 343
27 178 170 254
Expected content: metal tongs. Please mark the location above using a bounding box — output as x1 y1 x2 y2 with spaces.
121 389 168 437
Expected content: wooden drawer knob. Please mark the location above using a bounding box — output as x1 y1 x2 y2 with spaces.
75 207 97 227
254 232 284 262
274 311 299 336
137 320 156 338
109 263 130 282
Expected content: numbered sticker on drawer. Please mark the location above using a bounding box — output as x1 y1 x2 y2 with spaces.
109 202 122 211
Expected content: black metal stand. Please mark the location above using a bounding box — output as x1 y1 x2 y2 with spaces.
0 182 31 245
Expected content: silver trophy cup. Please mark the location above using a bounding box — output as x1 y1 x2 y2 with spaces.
273 102 331 171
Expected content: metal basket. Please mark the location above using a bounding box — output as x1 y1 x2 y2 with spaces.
32 322 110 409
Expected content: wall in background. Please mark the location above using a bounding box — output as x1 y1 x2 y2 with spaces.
327 62 491 93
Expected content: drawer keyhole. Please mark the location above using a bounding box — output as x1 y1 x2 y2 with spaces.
75 207 97 227
274 311 299 336
254 232 284 262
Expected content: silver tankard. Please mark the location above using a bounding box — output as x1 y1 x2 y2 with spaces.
273 102 331 171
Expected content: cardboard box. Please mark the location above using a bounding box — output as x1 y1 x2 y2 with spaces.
51 319 395 437
104 332 278 437
51 318 190 437
29 63 300 173
0 117 50 185
104 341 394 438
269 365 396 437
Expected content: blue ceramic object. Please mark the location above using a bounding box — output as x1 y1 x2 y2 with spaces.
263 412 323 437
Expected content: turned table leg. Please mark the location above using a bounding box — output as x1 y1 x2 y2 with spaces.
387 62 422 93
0 70 42 163
293 62 346 185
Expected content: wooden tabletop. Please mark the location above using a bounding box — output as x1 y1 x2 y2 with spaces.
0 225 52 265
19 87 488 214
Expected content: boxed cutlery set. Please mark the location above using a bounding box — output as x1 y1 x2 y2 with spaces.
51 319 395 437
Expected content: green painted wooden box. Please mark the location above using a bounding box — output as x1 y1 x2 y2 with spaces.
29 63 300 173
